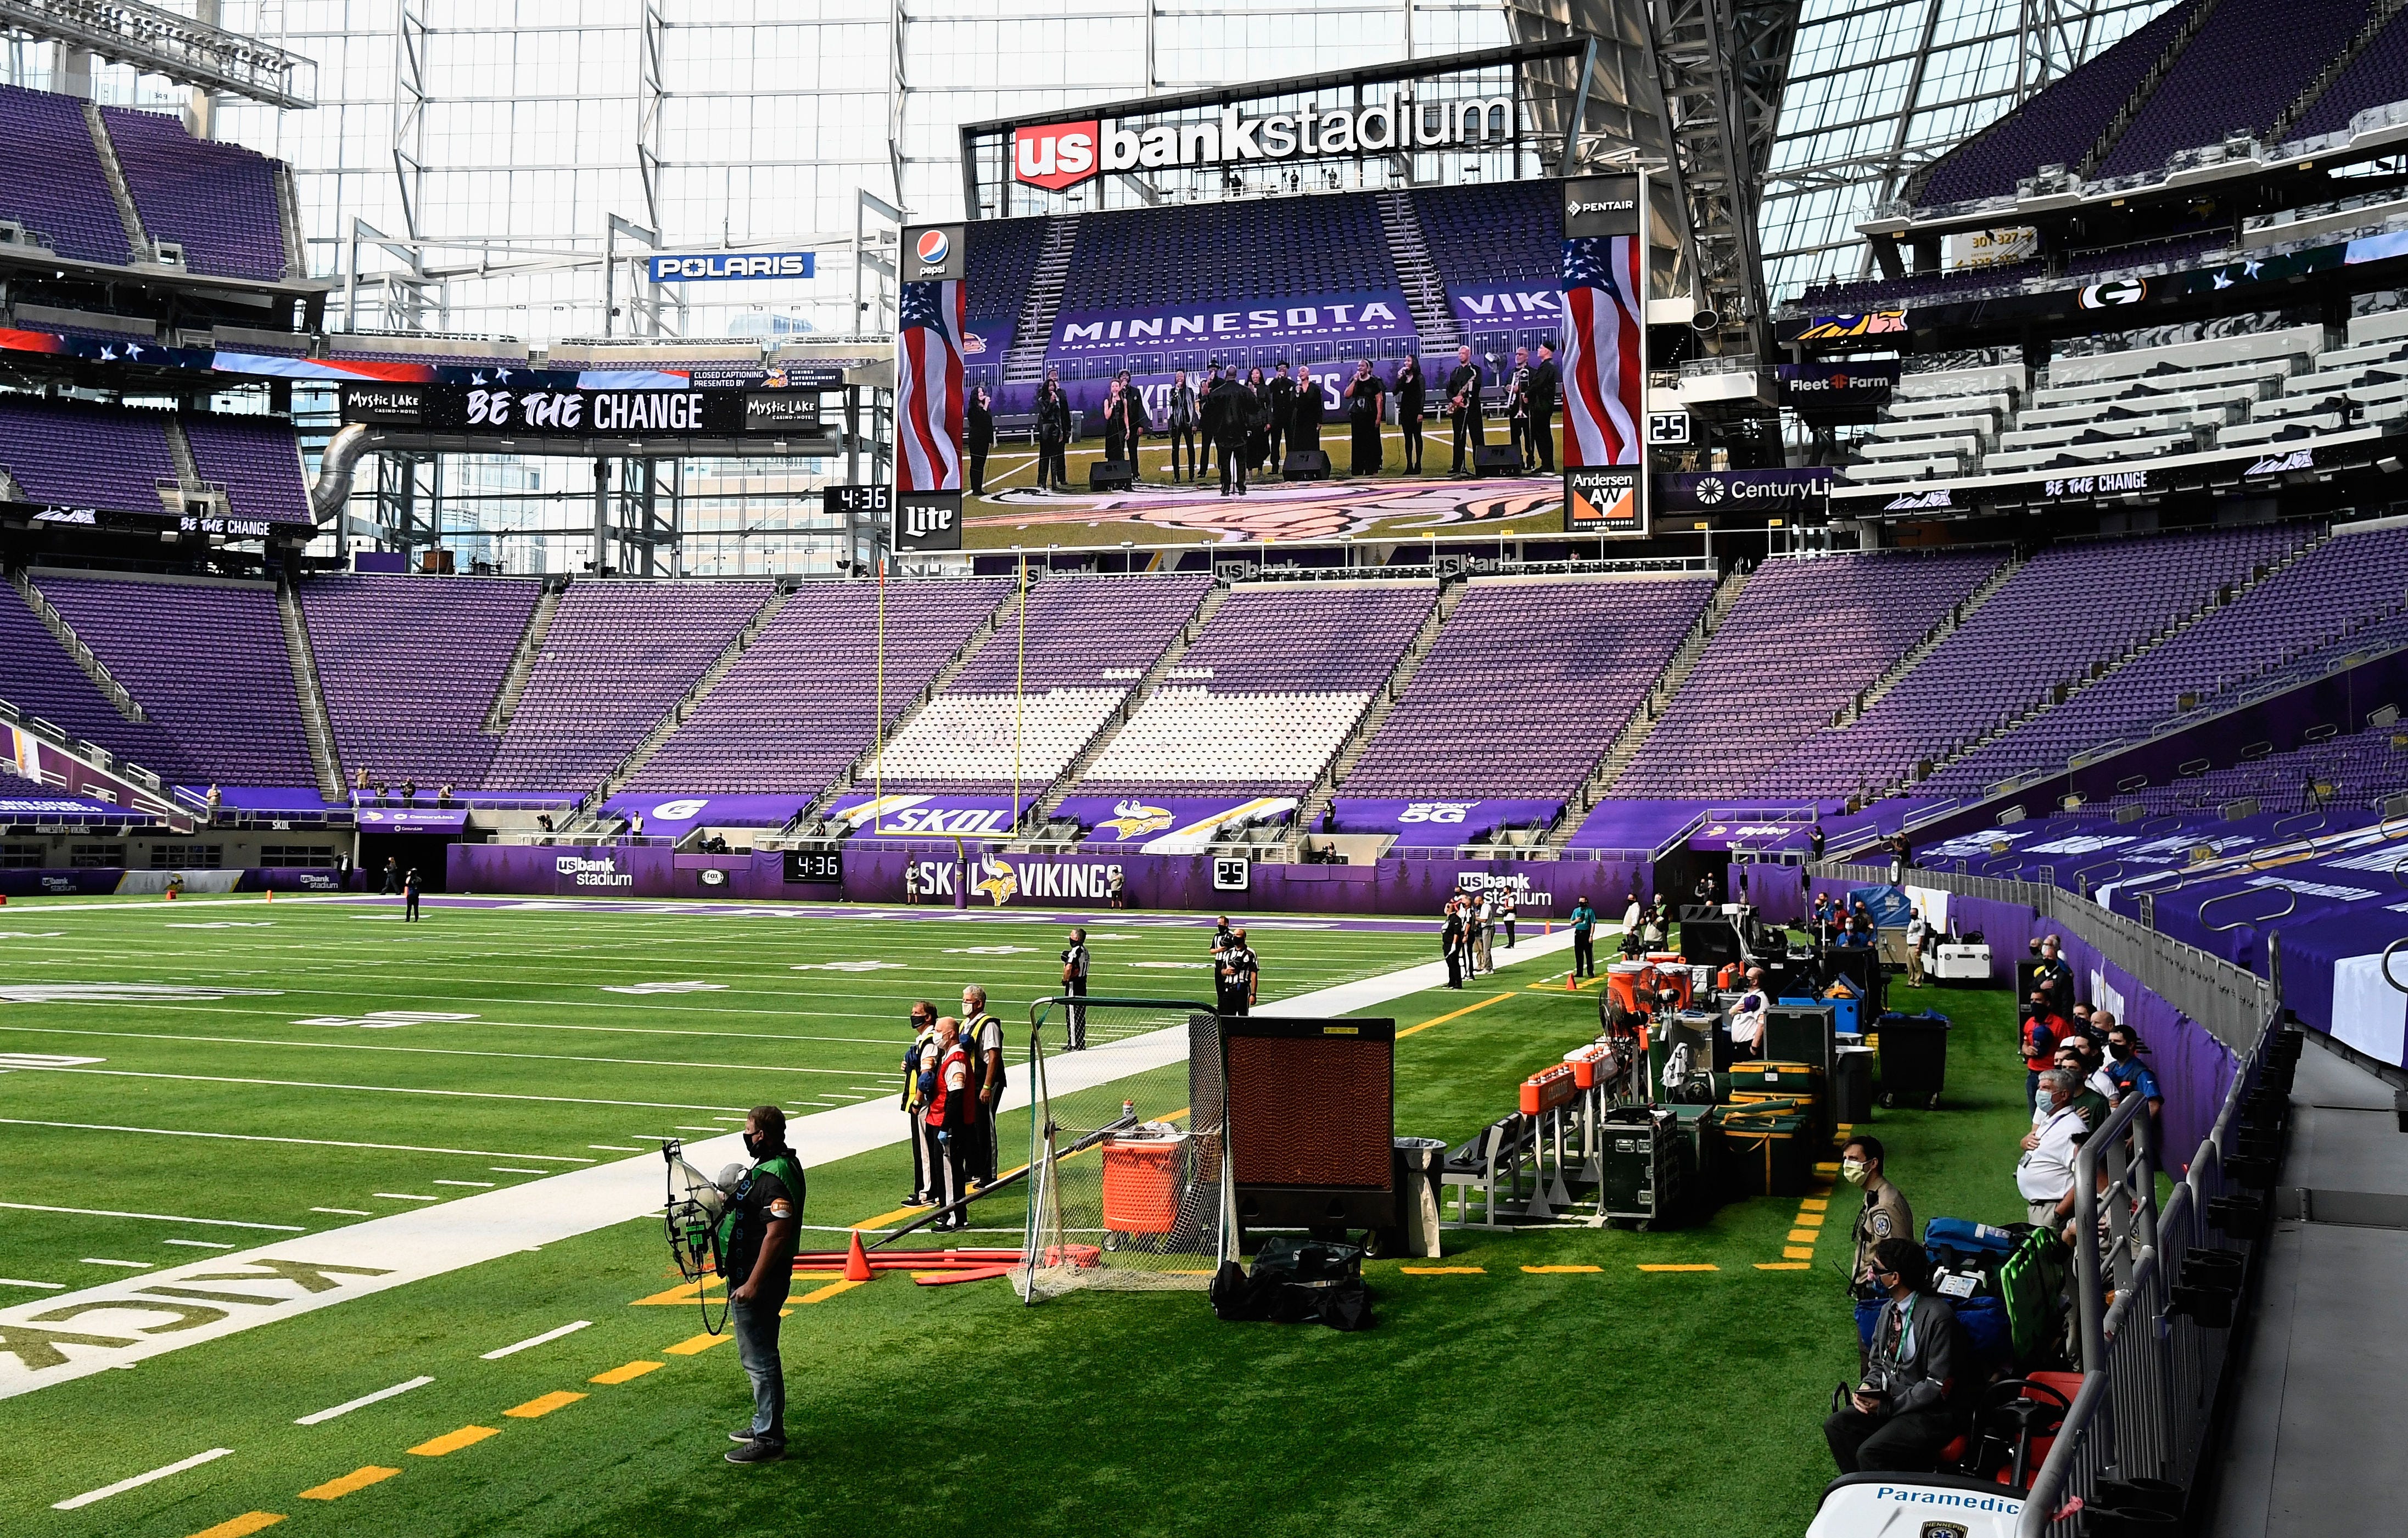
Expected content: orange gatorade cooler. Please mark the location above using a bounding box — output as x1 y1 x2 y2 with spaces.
1564 1043 1612 1089
1520 1063 1577 1115
1100 1132 1185 1235
1608 961 1650 1016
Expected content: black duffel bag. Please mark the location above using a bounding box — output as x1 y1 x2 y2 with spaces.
1209 1237 1374 1331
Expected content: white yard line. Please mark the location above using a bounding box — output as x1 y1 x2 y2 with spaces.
161 1240 236 1250
480 1320 591 1360
0 1118 593 1163
1 1066 750 1113
80 1258 152 1268
294 1374 434 1425
0 934 1576 1402
0 1201 304 1232
0 1278 65 1290
52 1446 233 1509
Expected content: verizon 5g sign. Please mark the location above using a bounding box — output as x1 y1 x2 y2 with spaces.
1012 91 1515 192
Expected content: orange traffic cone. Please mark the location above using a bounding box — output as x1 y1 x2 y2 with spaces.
264 888 274 903
843 1229 874 1282
1566 967 1577 992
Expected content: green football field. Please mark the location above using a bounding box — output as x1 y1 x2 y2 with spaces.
0 894 2031 1537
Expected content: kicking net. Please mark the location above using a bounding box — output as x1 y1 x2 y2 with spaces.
1017 996 1232 1303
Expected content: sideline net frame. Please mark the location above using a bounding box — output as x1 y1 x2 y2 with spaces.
1016 994 1234 1303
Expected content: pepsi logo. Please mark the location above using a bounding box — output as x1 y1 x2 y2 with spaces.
916 228 950 266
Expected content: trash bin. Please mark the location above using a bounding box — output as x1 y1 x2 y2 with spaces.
1875 1010 1950 1110
1391 1137 1448 1258
1832 1045 1875 1127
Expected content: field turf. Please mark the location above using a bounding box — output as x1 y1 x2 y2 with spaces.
0 894 2034 1536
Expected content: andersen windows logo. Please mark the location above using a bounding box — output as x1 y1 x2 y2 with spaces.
1012 93 1515 191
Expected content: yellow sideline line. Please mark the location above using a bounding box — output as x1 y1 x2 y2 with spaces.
1397 992 1514 1038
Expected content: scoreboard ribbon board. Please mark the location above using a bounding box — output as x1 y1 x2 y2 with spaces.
341 382 822 439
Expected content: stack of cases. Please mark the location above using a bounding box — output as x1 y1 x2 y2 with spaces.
1599 1104 1683 1226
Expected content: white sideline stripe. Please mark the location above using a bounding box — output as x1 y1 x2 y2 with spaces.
490 1167 545 1175
80 1259 152 1268
0 1278 65 1290
294 1374 434 1424
481 1320 591 1360
0 934 1574 1402
52 1446 233 1509
312 1208 371 1216
0 1201 305 1232
2 1065 751 1114
0 1117 596 1163
374 1193 440 1203
434 1180 495 1188
161 1240 236 1250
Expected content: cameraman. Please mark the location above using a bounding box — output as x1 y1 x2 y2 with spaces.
722 1105 803 1464
1061 928 1090 1049
1824 1236 1965 1474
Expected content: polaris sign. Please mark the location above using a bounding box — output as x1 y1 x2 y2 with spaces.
1011 92 1515 192
646 251 816 283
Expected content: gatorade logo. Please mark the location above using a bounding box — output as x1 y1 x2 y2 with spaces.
915 228 950 266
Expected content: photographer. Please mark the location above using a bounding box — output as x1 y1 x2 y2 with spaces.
1061 927 1090 1050
722 1105 804 1464
1824 1236 1965 1474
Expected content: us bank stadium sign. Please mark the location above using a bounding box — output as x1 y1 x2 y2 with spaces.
1009 90 1515 192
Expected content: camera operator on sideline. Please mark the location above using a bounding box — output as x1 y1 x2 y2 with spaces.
721 1105 803 1464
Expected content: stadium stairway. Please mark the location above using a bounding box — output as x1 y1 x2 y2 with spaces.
587 585 793 806
2271 0 2408 140
1032 584 1236 823
1839 548 2025 725
482 578 566 735
275 576 348 800
805 579 1029 817
1284 577 1465 852
1376 189 1464 355
1540 564 1748 845
1917 530 2331 796
8 566 144 723
80 98 148 259
2079 0 2226 179
1003 218 1078 386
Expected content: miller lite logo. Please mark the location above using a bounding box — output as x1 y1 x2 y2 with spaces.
901 499 955 538
1015 120 1101 191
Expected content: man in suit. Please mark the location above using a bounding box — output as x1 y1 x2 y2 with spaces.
1528 341 1561 472
1446 344 1485 474
1205 368 1253 496
1199 363 1226 481
1265 361 1296 472
1507 346 1534 469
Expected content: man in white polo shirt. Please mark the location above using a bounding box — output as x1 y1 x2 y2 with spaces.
2017 1068 2086 1228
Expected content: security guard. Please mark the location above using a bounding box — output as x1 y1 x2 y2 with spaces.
960 985 1006 1188
1842 1134 1914 1288
899 1000 939 1204
720 1105 804 1463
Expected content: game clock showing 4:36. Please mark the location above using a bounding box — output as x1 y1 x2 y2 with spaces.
782 850 842 884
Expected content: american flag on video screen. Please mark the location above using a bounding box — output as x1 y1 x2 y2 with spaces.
1559 236 1643 467
897 280 965 493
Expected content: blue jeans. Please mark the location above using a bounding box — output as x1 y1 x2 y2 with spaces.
731 1294 786 1445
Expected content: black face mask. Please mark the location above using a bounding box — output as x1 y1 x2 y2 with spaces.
742 1131 774 1160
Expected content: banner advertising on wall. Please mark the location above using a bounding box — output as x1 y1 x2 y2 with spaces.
1006 91 1516 194
337 383 825 440
1331 798 1565 847
827 793 1032 837
1046 291 1416 360
894 491 964 551
645 250 816 283
1053 794 1296 851
1776 361 1897 423
1565 466 1642 536
1653 468 1832 518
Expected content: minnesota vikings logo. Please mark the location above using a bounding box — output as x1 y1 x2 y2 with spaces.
1097 800 1175 839
970 852 1019 907
760 367 788 388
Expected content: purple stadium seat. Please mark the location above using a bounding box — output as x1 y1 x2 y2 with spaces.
99 105 288 281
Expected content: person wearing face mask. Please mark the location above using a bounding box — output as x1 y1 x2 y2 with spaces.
2102 1021 2164 1139
1842 1135 1914 1291
720 1105 804 1463
2017 1069 2086 1229
923 1017 977 1229
1824 1237 1967 1474
899 1000 940 1204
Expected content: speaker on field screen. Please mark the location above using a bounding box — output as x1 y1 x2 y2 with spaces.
1221 1017 1397 1231
1472 444 1523 477
1088 459 1135 492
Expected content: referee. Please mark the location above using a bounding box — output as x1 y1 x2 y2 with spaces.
1061 928 1090 1049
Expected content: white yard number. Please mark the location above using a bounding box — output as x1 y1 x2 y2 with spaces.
1212 858 1250 892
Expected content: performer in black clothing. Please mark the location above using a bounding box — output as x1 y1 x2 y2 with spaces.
1527 342 1561 473
1266 361 1296 471
965 385 994 495
1199 363 1225 479
1345 359 1385 475
1205 371 1253 496
1117 368 1149 479
1290 368 1324 459
1445 344 1485 473
1507 346 1535 469
1163 369 1199 480
1102 378 1132 465
1395 356 1426 473
1034 377 1072 491
1244 367 1272 473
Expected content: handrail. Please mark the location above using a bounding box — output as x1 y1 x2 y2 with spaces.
2382 935 2408 995
2074 859 2126 895
2139 815 2183 834
2199 884 2297 932
2270 807 2327 838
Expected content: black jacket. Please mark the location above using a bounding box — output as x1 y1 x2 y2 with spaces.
1445 362 1483 420
1396 362 1425 417
1859 1291 1967 1419
1267 374 1297 424
1203 377 1253 447
1291 378 1325 434
1166 383 1196 429
1035 388 1071 444
1528 358 1561 413
966 400 993 451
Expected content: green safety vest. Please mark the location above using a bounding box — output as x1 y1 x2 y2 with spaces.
716 1150 806 1281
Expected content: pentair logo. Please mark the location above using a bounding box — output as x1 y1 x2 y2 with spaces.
915 228 950 266
1013 120 1101 191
